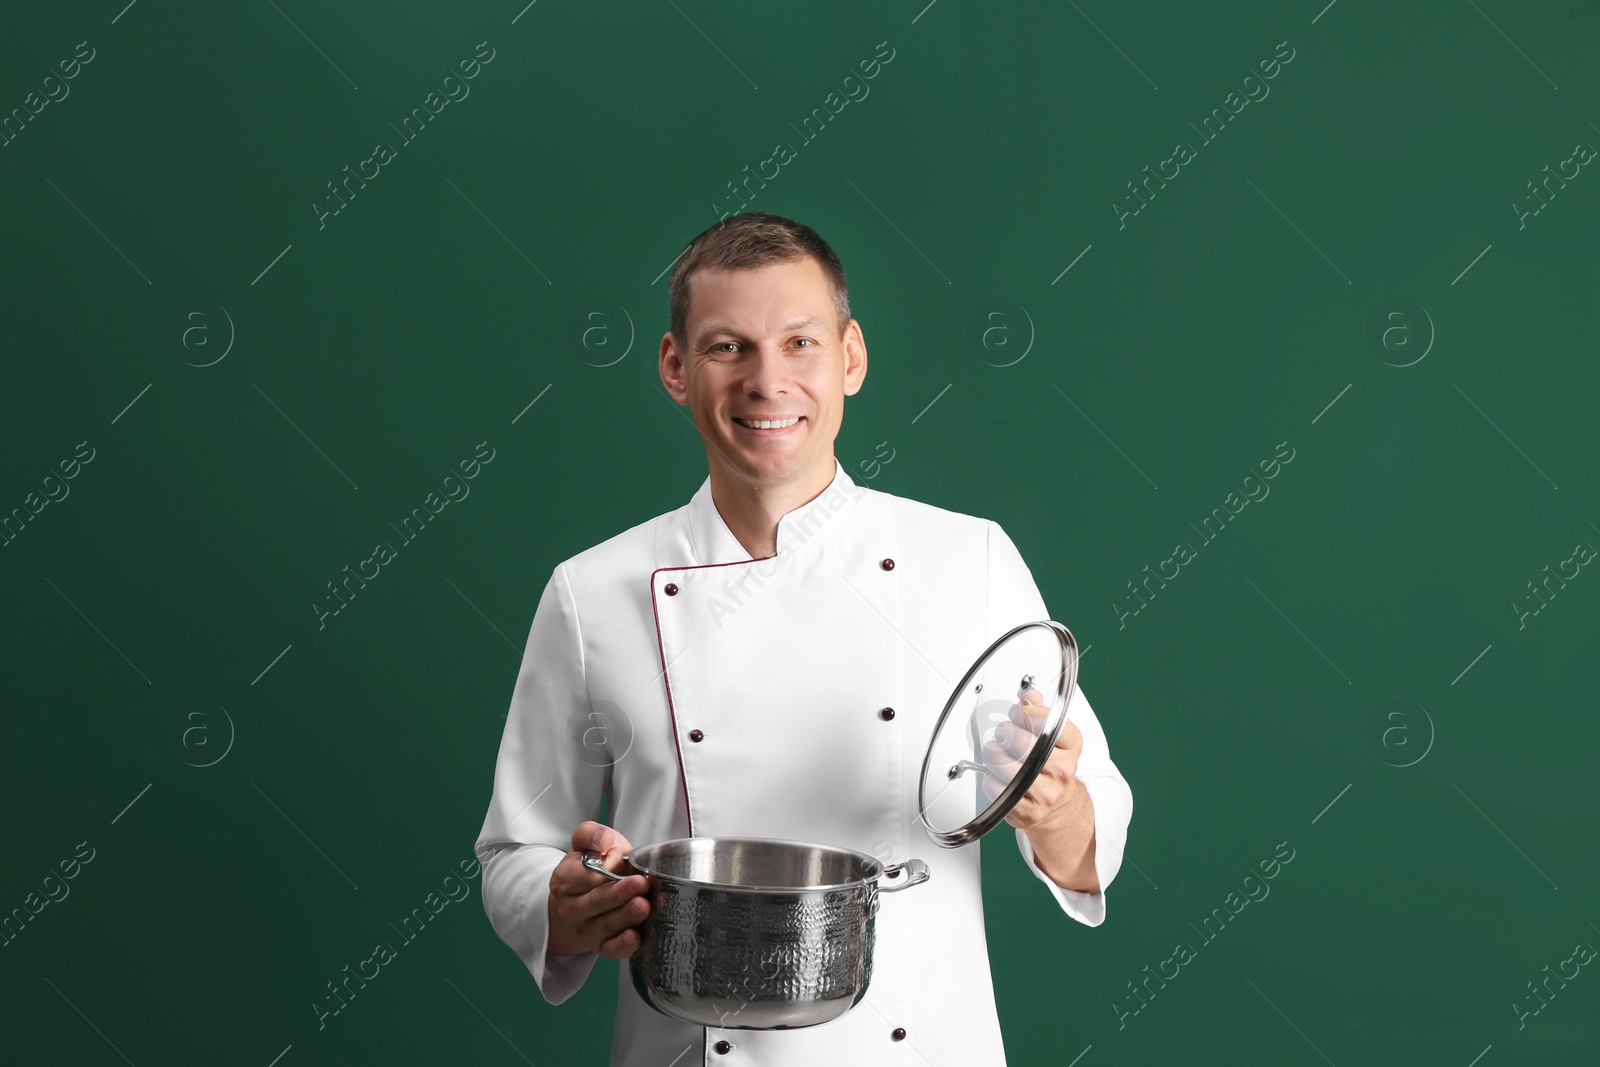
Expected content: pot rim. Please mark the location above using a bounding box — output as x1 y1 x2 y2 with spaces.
621 835 903 894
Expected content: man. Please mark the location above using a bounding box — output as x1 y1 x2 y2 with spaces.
474 211 1133 1065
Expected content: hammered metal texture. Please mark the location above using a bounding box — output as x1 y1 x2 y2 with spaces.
631 880 879 1029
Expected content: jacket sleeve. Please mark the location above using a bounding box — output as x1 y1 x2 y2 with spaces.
474 561 608 1004
986 520 1134 929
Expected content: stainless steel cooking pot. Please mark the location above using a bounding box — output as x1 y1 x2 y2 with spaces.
583 837 928 1029
583 619 1078 1030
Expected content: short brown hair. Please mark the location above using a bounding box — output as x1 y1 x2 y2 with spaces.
668 211 850 348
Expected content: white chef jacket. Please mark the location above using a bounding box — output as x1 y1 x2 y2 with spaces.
474 458 1133 1066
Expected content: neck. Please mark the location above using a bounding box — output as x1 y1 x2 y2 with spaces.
707 457 837 558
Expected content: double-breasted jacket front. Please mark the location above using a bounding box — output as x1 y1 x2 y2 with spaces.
475 458 1133 1066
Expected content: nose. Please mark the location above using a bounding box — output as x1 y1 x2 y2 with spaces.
742 342 792 399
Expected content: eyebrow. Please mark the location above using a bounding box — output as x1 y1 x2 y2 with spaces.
695 316 823 343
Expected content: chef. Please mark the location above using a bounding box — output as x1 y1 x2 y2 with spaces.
474 211 1134 1065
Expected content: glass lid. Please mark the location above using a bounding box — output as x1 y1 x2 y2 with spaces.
917 620 1079 848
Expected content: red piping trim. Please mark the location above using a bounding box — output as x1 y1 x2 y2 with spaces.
648 554 775 839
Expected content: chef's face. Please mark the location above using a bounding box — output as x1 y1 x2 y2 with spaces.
661 255 867 489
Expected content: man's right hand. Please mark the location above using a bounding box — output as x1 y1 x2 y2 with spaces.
547 822 652 959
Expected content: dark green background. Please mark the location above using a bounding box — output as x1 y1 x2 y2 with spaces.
3 1 1597 1063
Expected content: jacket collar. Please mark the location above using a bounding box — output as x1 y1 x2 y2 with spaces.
685 457 864 565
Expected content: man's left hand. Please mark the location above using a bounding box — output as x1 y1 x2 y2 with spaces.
980 688 1080 828
979 688 1099 892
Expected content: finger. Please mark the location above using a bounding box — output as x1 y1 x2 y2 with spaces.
584 889 651 945
577 822 637 865
995 719 1035 760
561 868 649 924
552 853 645 914
570 820 608 854
1053 718 1082 751
566 823 636 881
548 849 591 898
995 708 1043 758
1008 698 1045 738
1005 702 1041 731
981 738 1023 780
1015 688 1048 720
593 829 639 877
597 926 643 959
552 846 612 892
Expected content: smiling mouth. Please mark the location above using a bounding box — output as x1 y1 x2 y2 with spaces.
733 417 802 429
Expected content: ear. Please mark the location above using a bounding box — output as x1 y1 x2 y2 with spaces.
659 332 689 404
842 319 867 397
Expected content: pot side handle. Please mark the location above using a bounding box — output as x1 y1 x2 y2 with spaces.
878 858 930 892
581 852 628 882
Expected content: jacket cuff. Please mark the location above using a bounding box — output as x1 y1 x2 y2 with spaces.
1014 827 1106 927
482 845 599 1004
1012 773 1130 929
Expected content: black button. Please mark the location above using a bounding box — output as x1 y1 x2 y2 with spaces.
689 729 704 743
664 582 679 596
880 558 895 571
892 1027 907 1041
714 1039 732 1054
879 707 895 721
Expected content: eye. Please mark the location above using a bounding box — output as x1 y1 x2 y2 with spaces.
793 337 816 348
709 342 738 354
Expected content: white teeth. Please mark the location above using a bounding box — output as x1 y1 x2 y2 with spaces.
736 417 799 429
